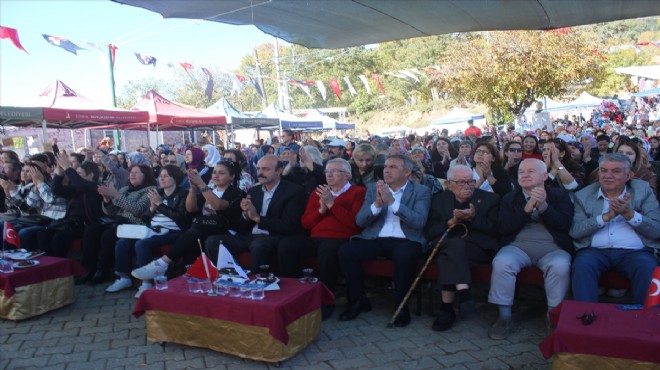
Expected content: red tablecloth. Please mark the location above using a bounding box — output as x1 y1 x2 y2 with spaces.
0 256 85 298
133 277 335 345
540 300 660 363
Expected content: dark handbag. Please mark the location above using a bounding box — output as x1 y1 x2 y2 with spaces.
100 215 128 226
46 219 82 232
12 214 51 227
190 214 227 235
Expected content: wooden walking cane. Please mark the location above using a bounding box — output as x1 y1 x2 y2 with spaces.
387 222 468 328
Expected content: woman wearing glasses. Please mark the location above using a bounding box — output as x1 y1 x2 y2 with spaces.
472 143 512 198
502 141 524 189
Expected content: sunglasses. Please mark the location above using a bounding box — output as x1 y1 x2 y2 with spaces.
508 148 523 152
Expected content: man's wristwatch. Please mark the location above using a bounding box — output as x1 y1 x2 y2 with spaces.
557 166 565 171
201 186 211 193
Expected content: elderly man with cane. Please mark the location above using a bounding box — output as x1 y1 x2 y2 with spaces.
427 165 500 331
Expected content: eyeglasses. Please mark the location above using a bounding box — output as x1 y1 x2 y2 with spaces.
324 169 347 175
508 148 523 152
448 179 476 187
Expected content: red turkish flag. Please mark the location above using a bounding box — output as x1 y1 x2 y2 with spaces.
644 267 660 312
372 73 385 93
329 78 342 101
186 253 218 280
3 221 20 248
0 26 28 54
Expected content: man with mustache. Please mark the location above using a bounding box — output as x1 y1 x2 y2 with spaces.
570 153 660 304
205 154 306 272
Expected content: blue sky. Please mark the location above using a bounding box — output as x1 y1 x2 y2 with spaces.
0 0 275 106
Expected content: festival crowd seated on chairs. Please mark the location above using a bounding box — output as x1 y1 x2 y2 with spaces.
1 109 659 339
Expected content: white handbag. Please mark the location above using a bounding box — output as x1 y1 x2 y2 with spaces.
116 224 168 239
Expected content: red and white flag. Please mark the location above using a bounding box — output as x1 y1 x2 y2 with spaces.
3 221 20 248
0 26 28 54
644 267 660 312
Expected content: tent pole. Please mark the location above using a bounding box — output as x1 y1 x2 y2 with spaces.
41 120 48 152
70 130 76 152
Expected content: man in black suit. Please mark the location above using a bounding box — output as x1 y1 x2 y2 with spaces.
427 165 500 331
205 154 306 272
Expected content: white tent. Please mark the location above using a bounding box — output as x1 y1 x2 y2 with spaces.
614 65 660 80
304 109 356 130
379 125 413 136
429 107 486 135
524 97 572 113
632 87 660 97
569 92 602 108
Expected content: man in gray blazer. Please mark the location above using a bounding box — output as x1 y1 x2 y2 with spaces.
571 153 660 304
338 154 431 327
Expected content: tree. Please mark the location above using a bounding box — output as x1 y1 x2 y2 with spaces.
430 30 604 124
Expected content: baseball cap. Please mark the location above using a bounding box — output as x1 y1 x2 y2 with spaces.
327 138 347 148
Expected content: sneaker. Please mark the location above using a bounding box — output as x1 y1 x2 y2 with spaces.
132 260 168 280
105 278 133 293
458 300 478 320
488 318 513 340
606 288 627 298
134 284 152 299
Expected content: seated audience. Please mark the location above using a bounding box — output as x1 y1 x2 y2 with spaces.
488 159 573 340
427 165 500 331
205 154 306 272
338 154 431 327
570 153 660 304
277 158 366 319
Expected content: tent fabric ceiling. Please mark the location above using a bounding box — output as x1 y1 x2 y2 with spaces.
112 0 660 49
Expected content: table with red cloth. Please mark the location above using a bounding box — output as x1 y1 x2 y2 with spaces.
0 256 85 320
133 276 335 363
540 300 660 369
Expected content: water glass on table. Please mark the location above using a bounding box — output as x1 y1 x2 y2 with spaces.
154 275 168 290
251 284 265 300
0 259 13 273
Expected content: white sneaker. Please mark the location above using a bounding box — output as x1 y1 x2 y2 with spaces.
132 260 168 280
134 284 152 299
606 288 627 298
105 278 133 293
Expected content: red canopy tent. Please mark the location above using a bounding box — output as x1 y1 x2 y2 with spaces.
0 80 149 129
116 90 227 131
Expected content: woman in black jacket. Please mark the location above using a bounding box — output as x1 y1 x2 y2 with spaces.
131 160 245 280
112 165 189 298
37 155 102 257
472 143 513 198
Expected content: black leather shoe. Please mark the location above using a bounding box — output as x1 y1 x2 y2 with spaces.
87 270 105 286
432 310 456 331
393 307 411 327
339 297 372 321
321 305 334 321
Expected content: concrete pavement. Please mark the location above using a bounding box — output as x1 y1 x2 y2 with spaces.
1 280 552 369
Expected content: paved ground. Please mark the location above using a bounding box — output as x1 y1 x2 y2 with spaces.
1 279 554 370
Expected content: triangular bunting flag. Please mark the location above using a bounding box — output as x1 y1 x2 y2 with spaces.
135 52 157 66
372 73 385 94
315 80 327 101
0 26 28 54
42 34 85 55
344 76 358 96
329 78 342 101
358 75 371 94
217 243 248 279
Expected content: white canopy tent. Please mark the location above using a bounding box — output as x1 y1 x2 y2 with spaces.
429 107 486 135
569 91 603 108
614 65 660 81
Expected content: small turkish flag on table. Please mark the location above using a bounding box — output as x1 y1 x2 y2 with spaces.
644 266 660 311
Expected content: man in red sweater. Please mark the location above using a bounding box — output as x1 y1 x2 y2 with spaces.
277 158 366 319
464 119 482 138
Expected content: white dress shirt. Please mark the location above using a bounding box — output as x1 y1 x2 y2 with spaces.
371 181 408 239
592 187 644 250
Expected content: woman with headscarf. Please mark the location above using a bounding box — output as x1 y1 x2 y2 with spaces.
185 147 212 185
202 144 222 167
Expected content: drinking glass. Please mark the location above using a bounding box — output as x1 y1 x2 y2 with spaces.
0 259 13 274
154 275 168 290
251 285 265 300
259 264 271 279
187 277 203 293
214 278 229 296
240 284 252 299
300 268 318 284
228 282 241 297
200 279 213 294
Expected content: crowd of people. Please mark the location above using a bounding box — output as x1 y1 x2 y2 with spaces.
1 95 659 339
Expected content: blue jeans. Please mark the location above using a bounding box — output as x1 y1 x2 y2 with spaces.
572 247 659 304
18 225 48 251
114 231 182 276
